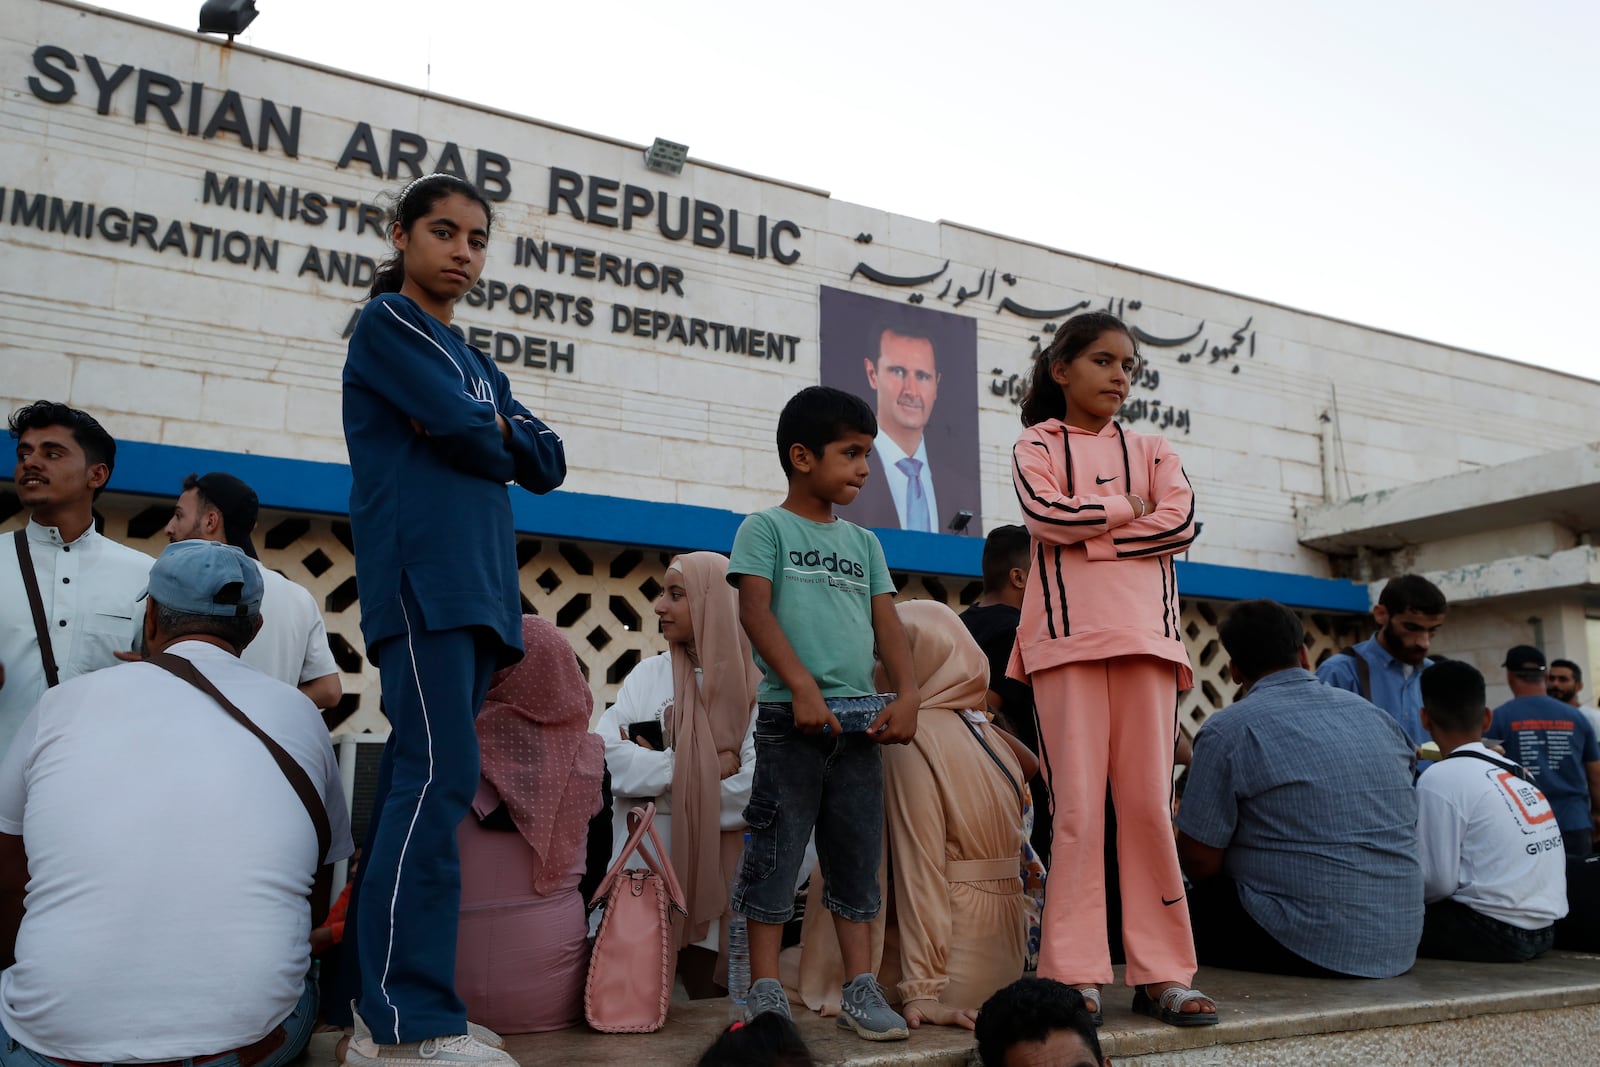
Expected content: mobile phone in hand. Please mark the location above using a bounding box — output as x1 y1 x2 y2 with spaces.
628 721 665 750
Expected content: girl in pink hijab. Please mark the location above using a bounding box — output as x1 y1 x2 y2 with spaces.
598 551 761 995
454 614 605 1033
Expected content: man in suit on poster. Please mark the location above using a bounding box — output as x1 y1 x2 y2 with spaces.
849 324 977 533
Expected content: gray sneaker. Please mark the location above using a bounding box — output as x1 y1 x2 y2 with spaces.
837 973 909 1041
745 977 793 1023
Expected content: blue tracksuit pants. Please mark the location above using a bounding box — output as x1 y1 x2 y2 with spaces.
348 578 499 1043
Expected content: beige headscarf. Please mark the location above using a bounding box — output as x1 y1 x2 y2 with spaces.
667 552 761 948
897 599 990 716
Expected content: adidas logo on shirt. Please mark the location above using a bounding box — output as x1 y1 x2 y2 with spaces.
786 549 866 578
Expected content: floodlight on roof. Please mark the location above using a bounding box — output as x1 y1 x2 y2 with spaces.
198 0 258 41
644 138 688 176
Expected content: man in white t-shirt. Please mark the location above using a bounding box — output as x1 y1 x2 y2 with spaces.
0 539 352 1064
1415 660 1566 962
164 471 342 709
1 402 152 760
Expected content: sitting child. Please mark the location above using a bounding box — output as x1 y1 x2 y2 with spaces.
728 386 922 1042
1416 660 1567 962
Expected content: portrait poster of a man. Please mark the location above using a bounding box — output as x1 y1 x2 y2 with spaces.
819 286 981 534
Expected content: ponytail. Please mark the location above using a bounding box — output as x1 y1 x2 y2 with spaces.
368 254 406 298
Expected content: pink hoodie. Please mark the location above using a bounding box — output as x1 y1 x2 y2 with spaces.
1008 418 1196 686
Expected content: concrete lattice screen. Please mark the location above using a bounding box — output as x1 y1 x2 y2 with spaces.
1 495 1369 736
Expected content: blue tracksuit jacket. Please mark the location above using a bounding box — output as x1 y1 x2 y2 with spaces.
342 293 566 666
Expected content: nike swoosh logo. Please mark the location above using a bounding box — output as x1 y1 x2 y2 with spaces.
1095 475 1117 484
1162 894 1184 906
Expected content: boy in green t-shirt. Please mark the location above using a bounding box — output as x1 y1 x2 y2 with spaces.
728 386 921 1041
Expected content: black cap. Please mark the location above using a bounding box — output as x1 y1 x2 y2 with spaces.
1502 645 1546 672
193 472 259 560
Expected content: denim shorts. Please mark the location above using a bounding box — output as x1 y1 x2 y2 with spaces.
731 702 884 924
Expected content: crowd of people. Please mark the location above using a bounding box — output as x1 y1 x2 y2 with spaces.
2 173 1597 1067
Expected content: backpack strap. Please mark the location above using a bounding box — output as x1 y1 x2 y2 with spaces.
13 530 61 689
1444 747 1533 783
1339 646 1372 703
956 710 1024 814
147 652 332 864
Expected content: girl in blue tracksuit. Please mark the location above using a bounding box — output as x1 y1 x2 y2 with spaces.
340 173 565 1060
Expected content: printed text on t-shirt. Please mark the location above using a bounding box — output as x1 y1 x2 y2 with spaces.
784 548 869 593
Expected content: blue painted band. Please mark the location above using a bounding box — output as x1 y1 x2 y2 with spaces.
6 440 1368 611
1175 561 1371 612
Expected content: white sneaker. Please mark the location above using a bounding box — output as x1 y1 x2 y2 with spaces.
466 1022 504 1051
344 1006 514 1066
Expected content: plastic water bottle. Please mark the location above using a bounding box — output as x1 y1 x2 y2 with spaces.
727 832 751 1011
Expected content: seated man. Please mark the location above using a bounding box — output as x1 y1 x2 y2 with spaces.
0 540 352 1066
975 978 1106 1067
1176 599 1423 979
1415 660 1565 962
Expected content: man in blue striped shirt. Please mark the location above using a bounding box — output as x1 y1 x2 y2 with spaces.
1177 600 1423 978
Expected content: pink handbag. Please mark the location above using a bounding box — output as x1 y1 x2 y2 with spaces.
584 803 687 1033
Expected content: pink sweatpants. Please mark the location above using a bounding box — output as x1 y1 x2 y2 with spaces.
1032 656 1196 987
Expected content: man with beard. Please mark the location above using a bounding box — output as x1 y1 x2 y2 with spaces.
1317 574 1446 750
1547 659 1600 740
163 472 342 709
1548 660 1585 708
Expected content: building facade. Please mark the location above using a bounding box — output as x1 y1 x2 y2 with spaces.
3 0 1595 731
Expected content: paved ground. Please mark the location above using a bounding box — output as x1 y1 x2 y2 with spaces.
302 951 1600 1066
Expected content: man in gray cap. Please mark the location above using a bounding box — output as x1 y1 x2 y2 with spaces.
165 472 342 710
1486 644 1600 858
0 540 352 1065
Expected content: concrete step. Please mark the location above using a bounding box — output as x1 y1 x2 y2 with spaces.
305 951 1600 1065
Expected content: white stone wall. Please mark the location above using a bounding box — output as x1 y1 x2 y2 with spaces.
1433 595 1592 708
4 0 1598 580
1406 522 1579 575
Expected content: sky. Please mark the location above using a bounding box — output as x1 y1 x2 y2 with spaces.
101 0 1599 381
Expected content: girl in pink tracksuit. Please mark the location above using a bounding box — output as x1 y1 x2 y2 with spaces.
1008 311 1216 1027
